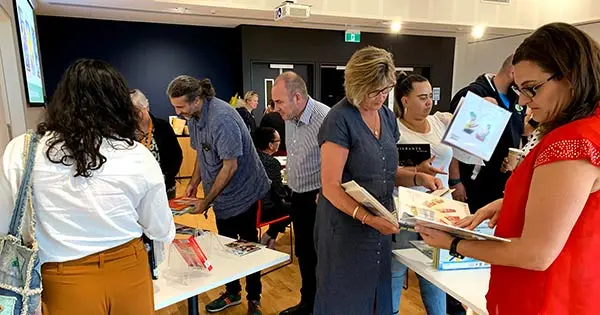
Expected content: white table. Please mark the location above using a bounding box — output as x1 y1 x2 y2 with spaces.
154 234 290 314
393 249 490 315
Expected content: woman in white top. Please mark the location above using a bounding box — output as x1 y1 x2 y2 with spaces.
0 59 175 315
391 73 458 315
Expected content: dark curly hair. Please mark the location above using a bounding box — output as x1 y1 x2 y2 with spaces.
513 22 600 133
37 59 139 177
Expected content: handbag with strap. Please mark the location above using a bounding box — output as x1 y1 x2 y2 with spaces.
0 131 42 315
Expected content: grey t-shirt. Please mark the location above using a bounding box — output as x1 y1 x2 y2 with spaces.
188 97 270 220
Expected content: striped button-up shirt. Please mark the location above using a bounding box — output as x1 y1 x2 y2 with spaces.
285 98 330 193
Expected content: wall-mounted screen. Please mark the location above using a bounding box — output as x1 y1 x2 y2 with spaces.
14 0 45 105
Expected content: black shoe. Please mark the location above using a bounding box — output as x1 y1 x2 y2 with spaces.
279 302 312 315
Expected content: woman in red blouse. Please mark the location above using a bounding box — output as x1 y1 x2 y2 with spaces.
417 22 600 315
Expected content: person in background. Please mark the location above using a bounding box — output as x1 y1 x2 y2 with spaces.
253 127 291 249
237 91 259 134
167 76 269 315
272 72 329 315
130 89 183 199
418 22 600 315
390 73 453 315
0 59 175 315
260 99 286 154
449 55 526 215
314 46 442 314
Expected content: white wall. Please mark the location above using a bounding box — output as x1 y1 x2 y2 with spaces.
0 0 44 155
453 22 600 96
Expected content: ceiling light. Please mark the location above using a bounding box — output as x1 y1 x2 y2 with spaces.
390 21 402 33
471 24 486 39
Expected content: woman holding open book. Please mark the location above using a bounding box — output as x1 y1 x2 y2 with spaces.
314 46 442 314
417 23 600 315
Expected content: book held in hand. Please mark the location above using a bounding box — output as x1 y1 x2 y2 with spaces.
397 144 431 167
225 240 264 257
442 92 512 162
342 181 397 225
172 236 213 271
395 186 509 242
169 196 200 216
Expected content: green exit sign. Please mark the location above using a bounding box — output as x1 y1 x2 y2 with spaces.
345 30 361 43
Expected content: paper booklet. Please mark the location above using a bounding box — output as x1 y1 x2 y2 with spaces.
225 240 264 257
342 181 397 225
169 196 200 216
395 186 510 242
442 91 512 162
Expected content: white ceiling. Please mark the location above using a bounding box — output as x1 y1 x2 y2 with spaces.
35 0 600 39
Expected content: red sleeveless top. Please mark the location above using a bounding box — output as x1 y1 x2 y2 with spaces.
487 109 600 315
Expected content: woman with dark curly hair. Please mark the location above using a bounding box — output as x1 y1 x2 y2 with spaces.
0 59 175 315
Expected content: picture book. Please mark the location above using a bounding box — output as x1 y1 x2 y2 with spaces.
172 236 213 271
169 197 200 216
397 144 431 167
432 223 496 271
442 92 512 162
225 240 264 257
395 186 510 242
342 181 397 225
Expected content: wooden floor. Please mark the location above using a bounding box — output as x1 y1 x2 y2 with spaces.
156 181 427 315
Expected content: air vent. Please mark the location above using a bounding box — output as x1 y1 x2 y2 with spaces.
482 0 511 4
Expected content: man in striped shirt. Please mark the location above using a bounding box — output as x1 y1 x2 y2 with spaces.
272 72 330 315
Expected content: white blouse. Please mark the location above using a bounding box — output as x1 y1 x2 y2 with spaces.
0 133 175 264
397 112 454 192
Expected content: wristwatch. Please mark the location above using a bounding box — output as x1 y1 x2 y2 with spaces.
450 237 465 259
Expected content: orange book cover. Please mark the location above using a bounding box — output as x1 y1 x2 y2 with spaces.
172 236 213 271
169 196 199 215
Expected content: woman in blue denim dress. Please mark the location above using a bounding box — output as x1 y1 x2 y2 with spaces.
314 46 442 314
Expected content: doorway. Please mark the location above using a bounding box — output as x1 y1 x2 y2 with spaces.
250 62 314 124
319 65 432 112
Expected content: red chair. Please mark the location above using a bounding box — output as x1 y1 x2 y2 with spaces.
256 200 294 274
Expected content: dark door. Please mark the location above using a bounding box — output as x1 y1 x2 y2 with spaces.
250 62 314 124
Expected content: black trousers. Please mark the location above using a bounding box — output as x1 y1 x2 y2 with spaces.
290 189 319 308
215 202 262 301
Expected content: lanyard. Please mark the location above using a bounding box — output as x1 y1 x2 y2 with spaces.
141 119 153 149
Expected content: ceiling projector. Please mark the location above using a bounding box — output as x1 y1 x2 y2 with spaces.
274 0 310 21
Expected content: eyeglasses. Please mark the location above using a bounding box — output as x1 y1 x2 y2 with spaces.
513 74 558 99
367 85 395 98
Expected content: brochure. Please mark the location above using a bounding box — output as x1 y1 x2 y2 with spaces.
395 186 510 242
225 240 264 257
169 196 200 216
342 181 397 225
442 92 512 162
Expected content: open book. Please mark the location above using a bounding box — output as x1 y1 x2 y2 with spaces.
395 186 510 242
342 181 397 225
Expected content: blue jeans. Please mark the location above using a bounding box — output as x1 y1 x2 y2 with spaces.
391 258 446 315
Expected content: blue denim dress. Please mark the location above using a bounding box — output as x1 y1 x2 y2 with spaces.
314 99 399 315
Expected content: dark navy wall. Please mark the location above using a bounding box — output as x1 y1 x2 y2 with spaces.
37 16 241 120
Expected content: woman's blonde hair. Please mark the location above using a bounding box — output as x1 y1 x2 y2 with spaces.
344 46 396 107
130 89 149 109
244 91 259 102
